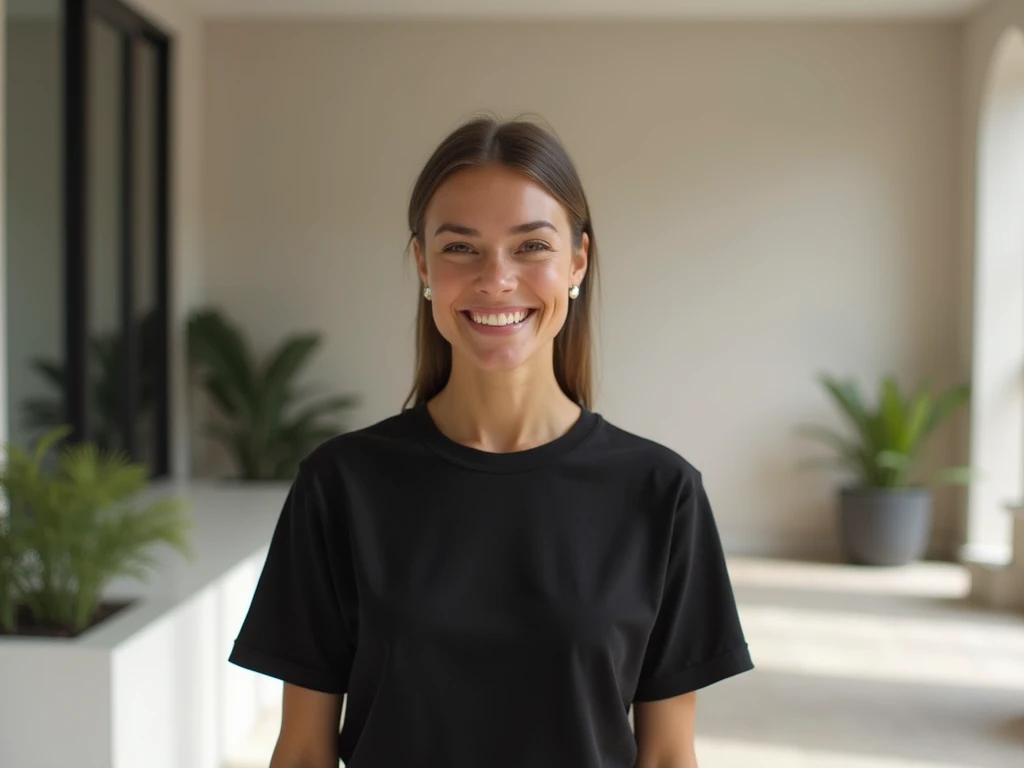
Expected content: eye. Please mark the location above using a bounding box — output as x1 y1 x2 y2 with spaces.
519 240 552 253
441 242 475 254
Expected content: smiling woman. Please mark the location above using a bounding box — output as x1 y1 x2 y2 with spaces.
412 161 589 385
403 119 599 417
228 116 753 768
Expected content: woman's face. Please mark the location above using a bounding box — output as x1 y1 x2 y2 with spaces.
414 164 589 373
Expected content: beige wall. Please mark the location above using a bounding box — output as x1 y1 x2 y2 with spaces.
204 20 964 558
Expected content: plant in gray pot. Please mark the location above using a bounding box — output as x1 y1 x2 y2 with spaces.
187 308 360 481
798 374 973 566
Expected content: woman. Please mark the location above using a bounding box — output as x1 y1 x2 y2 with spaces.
229 116 753 768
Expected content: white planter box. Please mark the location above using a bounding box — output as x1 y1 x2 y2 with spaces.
0 482 288 768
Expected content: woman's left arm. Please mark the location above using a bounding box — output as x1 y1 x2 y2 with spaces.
633 691 699 768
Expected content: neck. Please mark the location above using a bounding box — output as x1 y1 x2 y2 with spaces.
428 350 582 453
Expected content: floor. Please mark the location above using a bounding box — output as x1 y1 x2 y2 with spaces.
224 556 1024 768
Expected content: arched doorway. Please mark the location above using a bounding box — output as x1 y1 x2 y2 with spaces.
968 26 1024 562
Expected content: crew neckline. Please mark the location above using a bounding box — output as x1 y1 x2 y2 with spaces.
408 402 601 473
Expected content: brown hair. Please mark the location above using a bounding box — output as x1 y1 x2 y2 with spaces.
404 116 599 410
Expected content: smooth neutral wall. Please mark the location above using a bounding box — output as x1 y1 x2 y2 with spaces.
204 20 963 558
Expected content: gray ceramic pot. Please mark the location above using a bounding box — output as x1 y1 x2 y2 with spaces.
838 487 932 566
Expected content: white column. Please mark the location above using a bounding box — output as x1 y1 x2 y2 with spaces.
0 0 8 449
961 6 1024 566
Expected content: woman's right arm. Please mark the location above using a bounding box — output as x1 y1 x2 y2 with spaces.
269 684 344 768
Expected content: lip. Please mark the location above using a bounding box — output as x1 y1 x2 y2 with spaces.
461 306 536 315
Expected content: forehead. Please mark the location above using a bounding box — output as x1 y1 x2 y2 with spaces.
424 165 569 233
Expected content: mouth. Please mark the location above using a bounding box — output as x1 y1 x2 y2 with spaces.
462 308 536 328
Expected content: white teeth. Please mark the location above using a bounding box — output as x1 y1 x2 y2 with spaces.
470 310 530 326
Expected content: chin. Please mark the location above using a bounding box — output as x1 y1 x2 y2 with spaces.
469 350 532 373
452 342 536 373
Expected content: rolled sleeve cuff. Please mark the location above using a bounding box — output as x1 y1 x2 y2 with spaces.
228 641 348 695
633 645 754 702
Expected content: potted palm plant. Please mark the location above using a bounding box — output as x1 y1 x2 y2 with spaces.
0 426 191 637
187 308 359 481
798 373 973 566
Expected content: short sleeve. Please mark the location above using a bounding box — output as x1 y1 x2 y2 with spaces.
633 470 753 702
228 464 357 694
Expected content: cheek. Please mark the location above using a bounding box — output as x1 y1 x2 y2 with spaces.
529 262 569 304
427 262 466 298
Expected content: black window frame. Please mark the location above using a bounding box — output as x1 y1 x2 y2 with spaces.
63 0 171 476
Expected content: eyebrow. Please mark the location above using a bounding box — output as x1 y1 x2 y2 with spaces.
433 220 557 238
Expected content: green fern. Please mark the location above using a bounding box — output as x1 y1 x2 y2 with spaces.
187 308 358 480
797 373 973 490
0 426 191 634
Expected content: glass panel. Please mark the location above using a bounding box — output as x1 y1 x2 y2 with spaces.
134 39 159 473
87 18 124 453
4 0 65 451
5 2 168 473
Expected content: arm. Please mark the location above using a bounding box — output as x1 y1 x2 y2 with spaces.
269 683 343 768
633 691 698 768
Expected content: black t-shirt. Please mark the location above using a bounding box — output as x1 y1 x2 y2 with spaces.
229 404 753 767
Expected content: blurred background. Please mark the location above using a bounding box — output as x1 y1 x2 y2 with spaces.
1 0 1023 767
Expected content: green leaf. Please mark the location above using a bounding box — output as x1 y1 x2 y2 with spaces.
795 423 858 453
820 374 872 446
252 335 322 457
206 424 261 480
30 358 67 390
189 309 358 481
0 429 191 633
929 466 976 486
188 309 256 419
803 373 972 489
262 335 321 400
903 391 933 456
34 425 72 465
875 450 910 471
880 375 905 451
202 375 247 419
924 383 971 439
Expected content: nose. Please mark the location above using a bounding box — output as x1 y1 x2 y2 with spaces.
474 251 517 296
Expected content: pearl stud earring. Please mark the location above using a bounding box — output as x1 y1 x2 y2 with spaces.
568 285 580 299
423 286 432 301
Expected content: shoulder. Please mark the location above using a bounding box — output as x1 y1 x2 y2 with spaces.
296 408 423 483
589 413 704 493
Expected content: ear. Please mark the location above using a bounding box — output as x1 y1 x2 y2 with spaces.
570 231 589 287
413 237 429 286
